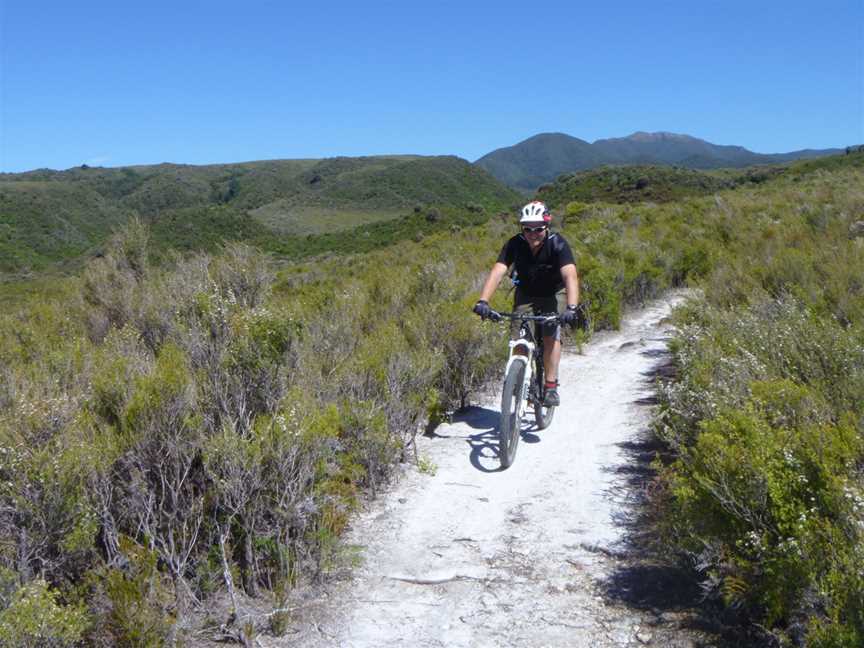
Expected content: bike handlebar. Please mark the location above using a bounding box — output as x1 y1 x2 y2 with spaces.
487 311 560 323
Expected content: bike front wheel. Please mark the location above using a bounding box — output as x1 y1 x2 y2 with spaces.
499 361 526 469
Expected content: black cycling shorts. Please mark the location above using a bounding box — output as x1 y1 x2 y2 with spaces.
511 288 566 341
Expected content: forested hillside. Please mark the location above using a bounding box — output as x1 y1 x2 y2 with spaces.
0 155 520 275
0 151 862 645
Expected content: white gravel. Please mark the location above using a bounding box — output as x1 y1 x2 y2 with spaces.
271 292 705 648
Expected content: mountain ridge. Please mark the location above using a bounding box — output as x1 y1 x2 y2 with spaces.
475 131 845 192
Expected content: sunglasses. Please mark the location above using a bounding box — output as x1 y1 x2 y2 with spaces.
522 225 547 233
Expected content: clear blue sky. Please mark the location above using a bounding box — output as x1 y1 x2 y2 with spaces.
1 0 862 172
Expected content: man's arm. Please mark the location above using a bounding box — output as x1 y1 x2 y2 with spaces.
560 264 579 307
478 262 509 302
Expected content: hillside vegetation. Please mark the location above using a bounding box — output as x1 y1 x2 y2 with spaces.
650 154 864 647
538 151 864 210
0 155 520 276
0 150 862 644
0 181 134 273
537 165 760 206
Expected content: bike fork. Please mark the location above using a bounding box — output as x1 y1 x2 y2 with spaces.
505 341 535 420
518 364 534 419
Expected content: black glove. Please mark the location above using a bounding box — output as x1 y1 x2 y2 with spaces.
561 303 591 331
473 300 492 320
560 304 581 328
563 303 591 330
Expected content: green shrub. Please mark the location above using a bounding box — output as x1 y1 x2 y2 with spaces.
0 579 89 647
565 200 589 217
658 293 864 641
665 403 860 621
94 538 174 647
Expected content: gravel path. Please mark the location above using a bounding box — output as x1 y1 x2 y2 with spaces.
271 292 712 648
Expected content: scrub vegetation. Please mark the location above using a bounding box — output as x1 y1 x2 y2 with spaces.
0 149 862 644
650 154 864 646
538 163 783 205
550 147 864 647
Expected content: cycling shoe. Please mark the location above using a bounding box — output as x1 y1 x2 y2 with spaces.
543 388 560 407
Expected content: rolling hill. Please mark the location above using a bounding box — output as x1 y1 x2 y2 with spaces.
0 155 520 274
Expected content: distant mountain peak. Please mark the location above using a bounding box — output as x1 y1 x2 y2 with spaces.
625 131 696 142
521 132 592 145
596 131 699 144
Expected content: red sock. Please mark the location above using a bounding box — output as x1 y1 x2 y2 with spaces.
545 380 558 389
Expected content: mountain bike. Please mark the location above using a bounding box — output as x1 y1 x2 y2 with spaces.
488 311 560 469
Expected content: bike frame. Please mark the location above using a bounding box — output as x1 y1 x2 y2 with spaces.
497 312 557 421
502 320 537 422
486 310 560 467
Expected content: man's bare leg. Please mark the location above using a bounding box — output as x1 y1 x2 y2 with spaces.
543 336 561 384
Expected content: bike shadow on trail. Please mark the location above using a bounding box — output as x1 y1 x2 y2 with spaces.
443 406 542 473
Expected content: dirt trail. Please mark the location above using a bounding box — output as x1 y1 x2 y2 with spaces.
275 293 709 647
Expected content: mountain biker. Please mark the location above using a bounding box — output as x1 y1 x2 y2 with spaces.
473 200 580 407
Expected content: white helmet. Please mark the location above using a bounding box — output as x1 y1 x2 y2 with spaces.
519 201 551 224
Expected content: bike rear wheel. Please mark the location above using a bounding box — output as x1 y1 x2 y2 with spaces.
534 400 556 430
532 354 555 429
499 361 526 469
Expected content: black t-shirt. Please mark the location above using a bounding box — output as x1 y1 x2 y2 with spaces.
496 231 576 297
